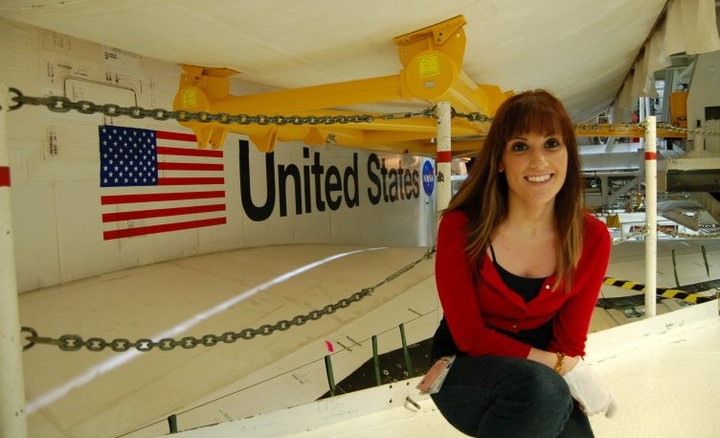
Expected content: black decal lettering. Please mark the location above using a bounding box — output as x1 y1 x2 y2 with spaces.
403 168 413 199
412 169 420 198
303 148 312 213
381 158 389 202
398 167 405 200
344 153 359 208
367 154 381 204
239 140 275 221
311 150 326 211
325 166 342 210
388 168 398 202
278 164 302 216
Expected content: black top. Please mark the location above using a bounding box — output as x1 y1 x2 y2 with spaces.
431 246 554 360
489 245 544 302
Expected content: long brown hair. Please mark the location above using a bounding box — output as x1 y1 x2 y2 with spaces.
446 89 585 292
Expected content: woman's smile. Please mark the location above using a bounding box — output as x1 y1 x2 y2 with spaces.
526 173 553 183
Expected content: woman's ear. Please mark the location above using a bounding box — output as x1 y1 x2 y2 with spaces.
498 164 504 173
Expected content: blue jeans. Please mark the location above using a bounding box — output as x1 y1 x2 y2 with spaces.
430 356 594 438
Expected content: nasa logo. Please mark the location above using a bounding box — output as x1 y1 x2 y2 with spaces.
422 160 434 196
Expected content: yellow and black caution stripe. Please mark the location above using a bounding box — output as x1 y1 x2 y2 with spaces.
603 277 717 304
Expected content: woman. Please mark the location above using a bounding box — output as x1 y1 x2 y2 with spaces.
430 90 614 437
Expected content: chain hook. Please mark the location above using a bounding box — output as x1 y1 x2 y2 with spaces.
8 87 24 111
21 326 37 351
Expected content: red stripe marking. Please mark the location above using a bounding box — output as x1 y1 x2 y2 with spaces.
157 146 223 158
645 151 657 160
0 166 9 187
101 190 225 205
102 204 226 222
437 151 452 163
103 217 226 240
157 162 224 171
158 177 224 185
156 131 197 142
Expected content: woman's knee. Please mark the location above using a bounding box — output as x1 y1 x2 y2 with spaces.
497 360 573 415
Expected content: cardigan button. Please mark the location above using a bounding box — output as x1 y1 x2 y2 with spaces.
545 284 551 290
512 323 518 330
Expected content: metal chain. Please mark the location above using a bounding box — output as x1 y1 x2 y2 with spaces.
650 121 720 137
21 247 436 353
612 229 648 245
612 226 720 243
451 109 494 123
9 88 720 135
660 228 720 240
7 88 440 125
575 121 720 136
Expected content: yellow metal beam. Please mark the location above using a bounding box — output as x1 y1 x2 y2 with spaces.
173 15 508 154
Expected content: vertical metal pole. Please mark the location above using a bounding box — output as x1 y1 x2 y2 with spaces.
435 102 452 213
671 249 680 288
371 335 381 386
167 414 178 434
324 355 336 396
399 324 415 377
0 83 29 438
644 116 657 318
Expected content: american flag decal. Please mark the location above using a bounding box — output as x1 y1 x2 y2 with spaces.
99 125 226 240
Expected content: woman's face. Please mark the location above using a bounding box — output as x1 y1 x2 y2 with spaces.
499 131 568 208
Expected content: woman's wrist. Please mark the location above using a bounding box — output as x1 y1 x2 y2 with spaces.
553 352 565 373
527 348 579 375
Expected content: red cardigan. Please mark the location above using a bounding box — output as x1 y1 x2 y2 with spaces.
435 210 611 358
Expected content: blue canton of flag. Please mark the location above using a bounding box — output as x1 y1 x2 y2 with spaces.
100 127 158 187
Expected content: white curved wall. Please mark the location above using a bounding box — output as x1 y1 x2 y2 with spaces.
0 18 437 293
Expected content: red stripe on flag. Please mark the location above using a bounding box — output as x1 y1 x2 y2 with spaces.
645 151 657 160
157 146 223 158
103 217 227 240
158 177 224 185
437 151 452 163
0 166 10 187
158 162 224 171
102 204 226 222
100 126 227 241
156 131 197 143
101 190 226 205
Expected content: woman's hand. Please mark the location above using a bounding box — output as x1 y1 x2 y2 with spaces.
560 355 580 375
563 359 618 417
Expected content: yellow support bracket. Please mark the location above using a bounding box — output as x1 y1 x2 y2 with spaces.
172 15 508 154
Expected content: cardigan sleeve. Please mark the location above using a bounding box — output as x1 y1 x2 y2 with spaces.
435 210 532 358
548 214 611 357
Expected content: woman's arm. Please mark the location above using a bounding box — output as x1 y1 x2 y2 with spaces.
548 215 612 357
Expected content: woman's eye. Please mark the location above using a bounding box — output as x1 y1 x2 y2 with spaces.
545 138 561 148
510 142 528 151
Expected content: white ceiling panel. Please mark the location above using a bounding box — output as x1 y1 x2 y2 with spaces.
0 0 670 120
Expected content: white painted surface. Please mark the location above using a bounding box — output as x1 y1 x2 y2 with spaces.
173 302 720 438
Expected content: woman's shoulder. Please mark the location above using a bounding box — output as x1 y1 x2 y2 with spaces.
441 209 469 225
582 212 611 244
